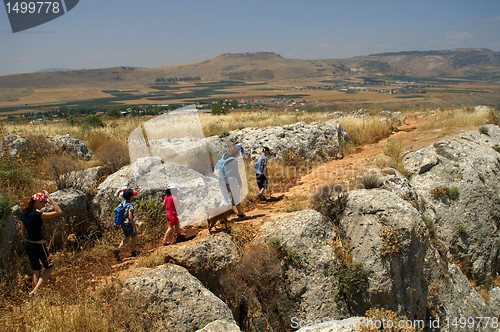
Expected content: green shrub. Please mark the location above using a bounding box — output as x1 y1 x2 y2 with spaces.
479 125 489 135
0 194 10 231
134 198 165 233
269 238 301 267
458 225 467 236
0 160 33 187
430 185 460 201
335 261 369 315
82 115 105 129
423 216 436 238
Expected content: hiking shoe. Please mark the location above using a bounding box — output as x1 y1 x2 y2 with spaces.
258 193 267 201
163 241 172 246
130 250 140 257
113 249 121 262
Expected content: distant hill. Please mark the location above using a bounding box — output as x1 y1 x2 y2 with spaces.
1 48 499 89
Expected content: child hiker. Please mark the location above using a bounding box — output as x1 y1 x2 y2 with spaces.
254 146 271 201
162 184 186 245
113 188 139 261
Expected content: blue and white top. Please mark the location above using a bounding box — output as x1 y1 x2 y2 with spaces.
254 154 268 175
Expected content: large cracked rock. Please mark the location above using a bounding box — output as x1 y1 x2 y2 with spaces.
124 264 236 332
403 124 500 282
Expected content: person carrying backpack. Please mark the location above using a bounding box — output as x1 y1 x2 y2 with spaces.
113 188 139 261
215 144 246 218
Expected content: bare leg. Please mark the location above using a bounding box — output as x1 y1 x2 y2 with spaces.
130 236 137 252
235 204 244 215
164 227 174 243
31 267 52 294
32 270 41 288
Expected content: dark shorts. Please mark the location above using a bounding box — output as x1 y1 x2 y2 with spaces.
25 241 52 271
121 223 137 238
256 174 268 190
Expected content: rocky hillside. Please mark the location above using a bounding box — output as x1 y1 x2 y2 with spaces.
2 117 499 331
1 48 499 88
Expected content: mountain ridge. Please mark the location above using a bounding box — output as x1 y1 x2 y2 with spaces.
1 48 499 89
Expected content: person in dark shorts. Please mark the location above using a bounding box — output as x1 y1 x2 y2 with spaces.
20 190 63 295
254 146 271 201
113 188 139 261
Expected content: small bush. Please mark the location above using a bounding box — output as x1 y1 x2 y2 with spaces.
280 150 305 168
219 244 292 331
310 184 348 224
0 160 32 187
380 226 404 257
457 225 467 236
49 154 84 189
358 174 382 189
423 216 436 238
82 115 105 129
479 125 489 135
269 238 301 267
384 138 405 172
0 194 10 231
134 198 165 234
335 261 369 315
430 185 460 201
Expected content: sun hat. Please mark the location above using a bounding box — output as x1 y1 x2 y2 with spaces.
32 192 48 203
167 183 178 189
122 188 138 200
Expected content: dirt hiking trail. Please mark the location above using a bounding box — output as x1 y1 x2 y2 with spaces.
51 111 479 292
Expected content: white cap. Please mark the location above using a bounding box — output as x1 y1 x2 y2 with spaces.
167 183 178 189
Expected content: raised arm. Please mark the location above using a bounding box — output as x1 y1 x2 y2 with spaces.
41 190 62 219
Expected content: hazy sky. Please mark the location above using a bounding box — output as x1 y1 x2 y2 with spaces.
1 0 499 76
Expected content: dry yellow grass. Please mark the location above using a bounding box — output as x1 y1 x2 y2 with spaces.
337 115 395 145
418 108 490 132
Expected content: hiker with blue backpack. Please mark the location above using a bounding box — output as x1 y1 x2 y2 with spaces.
214 143 246 219
113 188 139 262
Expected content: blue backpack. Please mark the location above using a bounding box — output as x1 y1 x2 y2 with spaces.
214 153 236 180
114 201 132 226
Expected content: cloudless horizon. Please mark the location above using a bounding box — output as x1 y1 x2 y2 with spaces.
1 0 499 76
